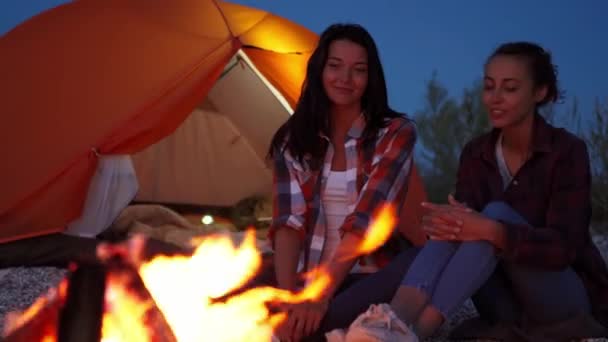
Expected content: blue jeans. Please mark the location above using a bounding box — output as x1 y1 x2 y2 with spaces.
402 201 591 323
400 202 515 317
472 224 591 326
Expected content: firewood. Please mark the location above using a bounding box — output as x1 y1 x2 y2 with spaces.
57 265 106 342
2 277 68 342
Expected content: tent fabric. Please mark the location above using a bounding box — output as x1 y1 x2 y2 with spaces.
244 48 312 108
131 51 290 207
0 0 313 242
0 0 427 243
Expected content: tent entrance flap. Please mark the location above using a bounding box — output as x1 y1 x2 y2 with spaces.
132 50 292 208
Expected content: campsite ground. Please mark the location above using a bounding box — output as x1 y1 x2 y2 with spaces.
0 233 607 341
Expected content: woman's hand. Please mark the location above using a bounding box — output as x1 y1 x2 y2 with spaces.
447 193 468 210
421 194 469 240
274 298 329 342
421 195 495 242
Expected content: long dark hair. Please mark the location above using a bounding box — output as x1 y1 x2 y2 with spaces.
488 41 563 108
268 23 402 169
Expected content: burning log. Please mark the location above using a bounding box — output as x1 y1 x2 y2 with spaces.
57 265 106 342
3 240 178 342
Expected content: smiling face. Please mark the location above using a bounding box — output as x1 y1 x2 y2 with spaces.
482 55 548 129
321 39 369 108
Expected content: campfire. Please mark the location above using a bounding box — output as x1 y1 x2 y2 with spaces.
2 205 396 342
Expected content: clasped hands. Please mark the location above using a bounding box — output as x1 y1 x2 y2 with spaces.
421 194 493 242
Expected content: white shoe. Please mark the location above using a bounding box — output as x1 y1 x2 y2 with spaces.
343 303 419 342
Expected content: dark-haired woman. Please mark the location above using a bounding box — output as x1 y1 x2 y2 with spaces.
366 42 608 341
268 23 420 341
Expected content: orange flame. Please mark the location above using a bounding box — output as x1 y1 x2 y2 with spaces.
8 204 396 342
137 230 297 342
345 204 397 259
101 273 154 342
132 204 395 341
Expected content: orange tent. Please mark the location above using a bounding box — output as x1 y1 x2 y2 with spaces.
0 0 426 243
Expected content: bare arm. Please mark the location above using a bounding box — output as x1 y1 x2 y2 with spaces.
484 220 508 249
320 232 363 300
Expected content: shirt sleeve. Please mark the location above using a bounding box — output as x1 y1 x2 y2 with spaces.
268 147 308 243
500 139 592 270
341 118 417 235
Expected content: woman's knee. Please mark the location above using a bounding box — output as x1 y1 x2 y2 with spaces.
481 201 528 225
400 242 458 291
407 241 459 272
423 240 459 254
481 201 512 218
458 240 495 259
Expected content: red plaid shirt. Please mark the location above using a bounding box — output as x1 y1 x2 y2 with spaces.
455 114 608 326
269 115 417 271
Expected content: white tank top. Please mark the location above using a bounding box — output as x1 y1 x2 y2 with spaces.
320 170 349 264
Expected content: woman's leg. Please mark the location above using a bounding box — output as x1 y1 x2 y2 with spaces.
302 247 420 342
472 201 592 325
470 263 521 324
391 240 459 326
449 263 521 340
504 263 591 324
454 201 594 339
468 201 531 324
406 202 519 338
414 240 497 338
